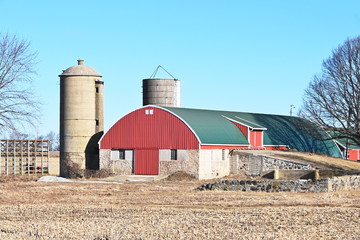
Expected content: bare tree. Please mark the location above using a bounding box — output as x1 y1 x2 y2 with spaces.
9 129 30 139
45 131 60 151
0 33 39 134
300 36 360 145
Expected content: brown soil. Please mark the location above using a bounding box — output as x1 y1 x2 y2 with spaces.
163 171 196 181
0 179 360 239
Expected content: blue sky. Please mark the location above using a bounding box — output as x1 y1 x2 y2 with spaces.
0 0 360 135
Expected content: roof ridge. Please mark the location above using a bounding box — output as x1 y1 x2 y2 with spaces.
222 115 267 130
234 116 267 129
162 106 295 118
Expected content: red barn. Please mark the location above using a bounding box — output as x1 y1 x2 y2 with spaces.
99 106 342 179
333 138 360 161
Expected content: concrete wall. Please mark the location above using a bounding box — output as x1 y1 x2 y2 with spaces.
199 149 230 180
160 150 199 178
48 151 60 176
229 151 314 177
262 169 319 180
99 149 133 175
229 152 262 176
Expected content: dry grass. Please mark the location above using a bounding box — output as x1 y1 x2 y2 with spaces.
0 175 40 183
0 179 360 239
245 149 360 171
279 152 360 170
1 151 360 239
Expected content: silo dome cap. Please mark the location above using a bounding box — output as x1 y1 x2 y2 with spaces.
59 59 102 77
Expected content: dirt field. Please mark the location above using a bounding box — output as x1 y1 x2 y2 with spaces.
0 177 360 240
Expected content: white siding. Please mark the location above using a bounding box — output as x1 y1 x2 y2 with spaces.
111 149 133 161
111 150 120 160
177 150 187 161
199 149 230 180
160 149 171 161
125 150 133 161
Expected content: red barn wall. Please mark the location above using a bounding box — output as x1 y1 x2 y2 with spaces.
229 121 264 148
135 149 159 175
348 149 360 161
249 130 263 148
100 107 199 150
231 122 249 139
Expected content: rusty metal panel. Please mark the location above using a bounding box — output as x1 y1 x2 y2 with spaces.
100 107 199 150
135 149 159 175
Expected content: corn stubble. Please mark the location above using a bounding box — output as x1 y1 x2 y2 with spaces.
0 179 359 239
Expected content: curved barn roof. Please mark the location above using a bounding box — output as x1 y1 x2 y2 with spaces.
329 132 360 150
160 106 342 158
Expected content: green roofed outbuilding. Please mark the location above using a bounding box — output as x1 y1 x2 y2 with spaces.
162 107 343 158
329 132 360 160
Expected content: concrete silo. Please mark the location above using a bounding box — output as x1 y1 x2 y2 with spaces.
142 78 181 107
59 59 104 177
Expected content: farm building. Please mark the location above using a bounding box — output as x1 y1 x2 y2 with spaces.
99 105 343 179
333 137 360 161
0 139 50 175
58 61 356 178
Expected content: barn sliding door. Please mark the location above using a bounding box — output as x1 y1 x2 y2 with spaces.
134 149 159 175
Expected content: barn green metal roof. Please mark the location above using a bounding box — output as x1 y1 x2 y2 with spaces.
329 132 360 150
226 116 267 130
335 138 360 150
161 106 342 158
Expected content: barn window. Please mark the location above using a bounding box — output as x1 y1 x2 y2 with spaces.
119 150 125 160
222 149 226 160
111 149 125 160
171 149 177 160
145 109 154 115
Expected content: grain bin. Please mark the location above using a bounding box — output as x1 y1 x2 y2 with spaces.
142 78 181 107
59 59 104 177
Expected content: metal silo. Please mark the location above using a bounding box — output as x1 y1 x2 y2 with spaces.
59 59 104 177
142 78 181 107
142 65 180 107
